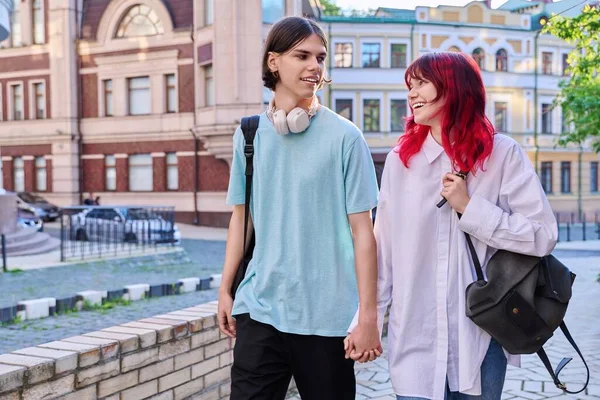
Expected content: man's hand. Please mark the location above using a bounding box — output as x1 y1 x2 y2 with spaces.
344 321 382 363
217 290 236 338
441 173 470 214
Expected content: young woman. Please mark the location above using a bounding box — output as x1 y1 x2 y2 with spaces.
346 52 558 399
218 16 382 399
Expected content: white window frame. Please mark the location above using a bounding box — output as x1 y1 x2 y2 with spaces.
204 0 214 26
166 152 179 191
165 73 178 113
539 96 557 135
388 92 409 133
204 64 215 107
32 0 45 45
539 47 558 75
490 94 511 134
127 76 152 116
388 38 411 69
360 92 384 135
35 156 47 192
331 37 356 69
13 156 25 193
128 154 153 192
332 93 355 122
8 82 25 121
360 39 384 69
29 79 47 120
99 79 114 117
105 155 117 191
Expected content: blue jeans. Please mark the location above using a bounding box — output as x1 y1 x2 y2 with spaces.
397 339 507 400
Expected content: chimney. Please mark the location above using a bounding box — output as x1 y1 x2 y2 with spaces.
484 0 492 7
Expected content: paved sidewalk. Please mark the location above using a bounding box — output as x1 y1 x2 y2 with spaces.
288 253 600 399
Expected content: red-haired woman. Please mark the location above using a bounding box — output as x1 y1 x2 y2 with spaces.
345 52 558 399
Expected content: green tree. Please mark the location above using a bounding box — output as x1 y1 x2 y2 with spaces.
319 0 375 17
320 0 342 16
542 5 600 152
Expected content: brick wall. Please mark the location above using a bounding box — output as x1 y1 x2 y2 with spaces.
0 302 233 399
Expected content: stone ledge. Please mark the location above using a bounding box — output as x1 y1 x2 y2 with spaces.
0 302 221 399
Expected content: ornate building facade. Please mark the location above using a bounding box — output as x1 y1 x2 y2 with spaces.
320 0 599 216
0 0 319 226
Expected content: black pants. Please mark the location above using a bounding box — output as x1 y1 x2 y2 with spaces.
230 314 356 400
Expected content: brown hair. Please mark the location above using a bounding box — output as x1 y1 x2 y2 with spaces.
262 16 329 91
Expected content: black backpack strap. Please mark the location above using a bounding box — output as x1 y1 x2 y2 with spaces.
537 322 589 394
240 115 260 252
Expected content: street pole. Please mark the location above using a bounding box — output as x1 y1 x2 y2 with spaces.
1 234 6 272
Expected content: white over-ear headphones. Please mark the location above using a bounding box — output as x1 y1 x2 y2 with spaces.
267 97 320 135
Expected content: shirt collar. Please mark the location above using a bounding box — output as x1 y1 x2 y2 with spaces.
423 132 445 164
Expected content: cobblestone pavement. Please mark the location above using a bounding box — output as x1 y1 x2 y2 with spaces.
0 288 219 354
0 238 225 308
287 253 600 399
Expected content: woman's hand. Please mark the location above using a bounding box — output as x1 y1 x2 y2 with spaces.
441 173 470 214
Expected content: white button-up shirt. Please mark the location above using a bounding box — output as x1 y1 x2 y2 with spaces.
350 133 558 399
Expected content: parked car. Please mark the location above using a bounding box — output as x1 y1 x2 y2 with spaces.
70 207 181 245
18 210 44 232
16 192 60 222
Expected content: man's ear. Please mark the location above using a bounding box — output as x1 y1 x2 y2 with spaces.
267 52 279 73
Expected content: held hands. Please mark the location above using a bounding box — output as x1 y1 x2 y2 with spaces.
344 321 383 363
441 173 470 214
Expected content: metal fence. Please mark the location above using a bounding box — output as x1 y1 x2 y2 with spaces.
59 206 180 261
555 211 600 242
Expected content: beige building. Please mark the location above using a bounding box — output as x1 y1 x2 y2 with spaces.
320 0 600 217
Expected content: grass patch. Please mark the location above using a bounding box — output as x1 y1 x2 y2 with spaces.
6 269 25 274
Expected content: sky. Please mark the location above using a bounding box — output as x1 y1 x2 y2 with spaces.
334 0 508 10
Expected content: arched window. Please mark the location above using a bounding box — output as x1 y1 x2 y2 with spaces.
495 49 508 72
472 48 485 69
448 46 461 53
116 5 164 38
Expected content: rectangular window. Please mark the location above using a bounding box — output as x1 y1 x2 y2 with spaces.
363 99 380 133
166 153 179 191
390 99 407 132
35 157 46 192
11 84 23 121
335 99 353 121
334 43 353 68
494 102 508 133
11 1 22 47
262 0 285 24
541 103 552 134
13 157 25 193
165 74 177 113
542 52 553 75
390 44 407 68
128 76 151 115
128 154 153 192
591 162 598 193
103 80 113 117
541 161 552 194
34 82 45 119
562 53 569 76
105 155 116 191
362 43 381 68
561 161 571 194
205 65 215 106
32 0 44 44
204 0 214 25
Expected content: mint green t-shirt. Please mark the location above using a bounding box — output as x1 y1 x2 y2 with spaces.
226 106 378 337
